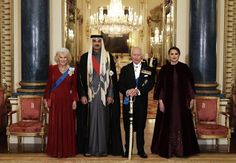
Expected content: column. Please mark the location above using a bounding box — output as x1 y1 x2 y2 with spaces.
189 0 220 95
17 0 49 94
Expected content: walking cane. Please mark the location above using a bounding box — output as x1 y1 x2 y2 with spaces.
128 96 134 160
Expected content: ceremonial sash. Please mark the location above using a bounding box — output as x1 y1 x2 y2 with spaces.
92 55 100 75
50 69 69 93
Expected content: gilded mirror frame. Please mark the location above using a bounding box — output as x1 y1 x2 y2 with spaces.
148 0 176 66
162 0 176 65
62 0 77 65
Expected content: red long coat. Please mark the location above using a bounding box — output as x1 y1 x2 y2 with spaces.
44 65 78 157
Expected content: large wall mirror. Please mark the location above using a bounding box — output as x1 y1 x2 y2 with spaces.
63 0 176 67
147 0 176 66
147 4 163 66
63 0 77 65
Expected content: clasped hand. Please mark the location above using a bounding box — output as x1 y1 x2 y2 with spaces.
126 88 139 97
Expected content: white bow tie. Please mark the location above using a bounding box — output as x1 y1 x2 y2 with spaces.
134 64 140 68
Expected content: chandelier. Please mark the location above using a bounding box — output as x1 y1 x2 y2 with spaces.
89 0 143 35
150 27 163 46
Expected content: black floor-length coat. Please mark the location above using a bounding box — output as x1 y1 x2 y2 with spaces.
76 52 123 155
151 62 199 158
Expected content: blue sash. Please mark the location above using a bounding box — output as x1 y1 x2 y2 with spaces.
50 69 69 93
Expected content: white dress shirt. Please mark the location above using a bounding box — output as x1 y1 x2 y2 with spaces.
133 62 141 96
125 63 142 97
133 62 141 79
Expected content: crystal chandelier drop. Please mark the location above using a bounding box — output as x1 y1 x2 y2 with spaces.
89 0 143 35
150 27 163 46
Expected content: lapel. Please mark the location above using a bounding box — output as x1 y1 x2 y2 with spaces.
137 64 145 88
128 63 137 87
130 62 147 88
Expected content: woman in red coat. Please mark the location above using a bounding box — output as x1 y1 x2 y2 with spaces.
44 48 78 157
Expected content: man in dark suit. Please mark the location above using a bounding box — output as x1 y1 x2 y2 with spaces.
148 56 158 82
119 47 155 158
148 56 158 68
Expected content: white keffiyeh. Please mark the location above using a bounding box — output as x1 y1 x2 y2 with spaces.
87 38 110 106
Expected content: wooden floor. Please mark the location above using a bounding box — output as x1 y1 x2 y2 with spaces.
1 119 236 163
0 153 236 163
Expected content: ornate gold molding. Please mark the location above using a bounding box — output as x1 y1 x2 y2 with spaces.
62 0 77 65
224 0 236 98
19 82 47 87
16 88 45 93
195 83 219 88
0 0 13 96
196 89 221 95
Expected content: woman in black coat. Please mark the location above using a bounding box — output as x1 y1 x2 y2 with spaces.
151 46 199 158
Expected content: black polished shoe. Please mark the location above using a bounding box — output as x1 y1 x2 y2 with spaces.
138 152 148 158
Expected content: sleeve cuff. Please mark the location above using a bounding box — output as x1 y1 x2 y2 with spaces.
126 90 129 96
136 88 141 96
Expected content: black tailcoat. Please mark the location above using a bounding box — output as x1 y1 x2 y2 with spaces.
119 62 155 154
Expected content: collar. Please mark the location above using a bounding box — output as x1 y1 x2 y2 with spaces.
133 62 141 68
